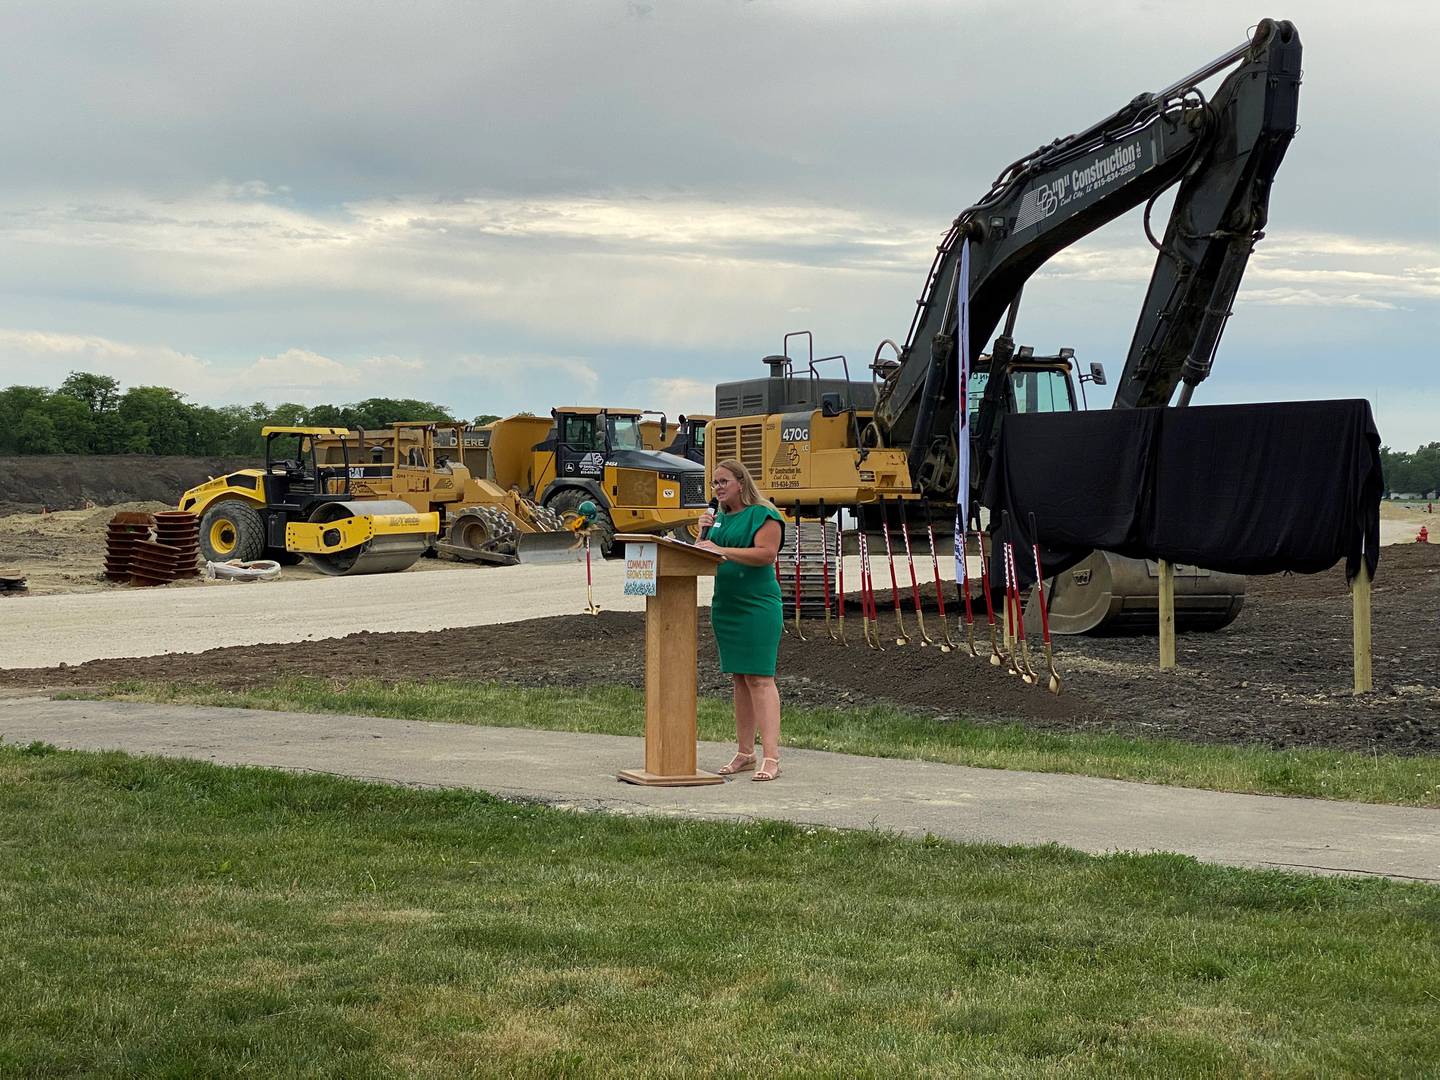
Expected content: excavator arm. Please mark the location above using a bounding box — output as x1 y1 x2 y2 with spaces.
873 18 1302 499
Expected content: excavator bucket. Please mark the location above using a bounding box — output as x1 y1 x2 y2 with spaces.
515 530 584 565
1037 551 1245 635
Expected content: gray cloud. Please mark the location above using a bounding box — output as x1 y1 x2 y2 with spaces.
0 0 1435 448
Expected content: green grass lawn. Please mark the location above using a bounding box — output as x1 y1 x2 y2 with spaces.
85 677 1440 807
2 742 1438 1077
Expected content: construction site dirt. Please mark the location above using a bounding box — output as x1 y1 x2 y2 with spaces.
3 541 1436 757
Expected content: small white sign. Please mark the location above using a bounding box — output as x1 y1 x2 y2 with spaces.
623 542 658 596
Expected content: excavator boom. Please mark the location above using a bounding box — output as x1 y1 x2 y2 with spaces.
875 18 1302 498
713 19 1302 636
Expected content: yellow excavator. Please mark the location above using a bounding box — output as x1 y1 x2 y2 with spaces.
179 427 439 575
709 19 1301 633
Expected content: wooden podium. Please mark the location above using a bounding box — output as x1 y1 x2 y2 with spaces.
614 534 726 786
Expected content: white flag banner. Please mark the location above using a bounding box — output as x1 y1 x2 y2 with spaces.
954 238 972 583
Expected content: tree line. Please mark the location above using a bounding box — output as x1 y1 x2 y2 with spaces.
3 373 1436 495
1379 444 1440 498
0 374 501 458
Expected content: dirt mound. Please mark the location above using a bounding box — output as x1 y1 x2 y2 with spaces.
0 501 173 540
0 455 254 514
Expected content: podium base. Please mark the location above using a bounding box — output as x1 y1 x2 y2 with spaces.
617 768 725 787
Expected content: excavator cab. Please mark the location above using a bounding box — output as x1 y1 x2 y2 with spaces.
968 351 1081 421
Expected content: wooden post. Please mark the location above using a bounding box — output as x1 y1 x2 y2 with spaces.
1352 560 1372 695
615 535 725 786
1158 558 1176 670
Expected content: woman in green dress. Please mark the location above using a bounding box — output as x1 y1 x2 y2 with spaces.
695 458 786 781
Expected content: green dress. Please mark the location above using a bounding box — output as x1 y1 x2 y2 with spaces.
709 503 786 676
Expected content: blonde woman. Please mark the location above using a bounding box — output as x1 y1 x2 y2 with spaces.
695 459 785 781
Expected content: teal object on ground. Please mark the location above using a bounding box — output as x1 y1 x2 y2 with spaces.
708 503 785 676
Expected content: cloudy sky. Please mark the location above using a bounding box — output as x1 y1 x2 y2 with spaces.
1 0 1435 448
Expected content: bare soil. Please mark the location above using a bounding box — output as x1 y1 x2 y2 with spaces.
3 542 1436 756
0 454 256 516
0 502 456 594
2 460 1436 757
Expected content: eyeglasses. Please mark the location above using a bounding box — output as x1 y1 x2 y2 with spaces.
711 478 733 487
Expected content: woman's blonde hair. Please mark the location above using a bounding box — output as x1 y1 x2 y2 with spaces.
713 458 776 511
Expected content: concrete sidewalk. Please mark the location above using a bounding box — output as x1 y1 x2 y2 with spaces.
2 697 1436 884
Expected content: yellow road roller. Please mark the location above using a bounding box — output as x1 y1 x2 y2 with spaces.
178 427 438 575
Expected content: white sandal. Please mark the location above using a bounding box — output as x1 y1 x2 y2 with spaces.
718 751 756 776
752 757 781 782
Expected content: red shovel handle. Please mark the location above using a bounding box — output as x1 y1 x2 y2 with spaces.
1031 542 1052 643
976 529 996 625
1027 513 1051 644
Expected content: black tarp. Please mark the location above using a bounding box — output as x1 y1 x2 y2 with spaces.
982 399 1382 588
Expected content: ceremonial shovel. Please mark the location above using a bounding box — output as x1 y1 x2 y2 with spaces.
1029 512 1062 695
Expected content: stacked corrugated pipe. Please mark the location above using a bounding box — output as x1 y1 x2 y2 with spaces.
153 511 201 579
105 512 154 582
104 510 202 586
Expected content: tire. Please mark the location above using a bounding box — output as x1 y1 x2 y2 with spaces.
450 505 519 556
523 499 566 533
667 521 700 545
199 501 265 563
546 489 617 557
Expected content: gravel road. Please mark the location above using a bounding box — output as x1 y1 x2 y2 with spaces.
0 554 955 670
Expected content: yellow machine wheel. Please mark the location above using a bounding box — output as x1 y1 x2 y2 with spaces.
199 501 265 563
666 521 701 544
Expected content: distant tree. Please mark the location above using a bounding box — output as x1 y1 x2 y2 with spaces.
303 404 351 429
187 404 233 456
56 372 121 418
116 386 194 456
346 397 455 429
14 409 62 454
473 413 501 426
39 393 95 453
264 403 310 427
0 378 498 458
0 387 53 454
1414 442 1440 495
205 403 269 457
